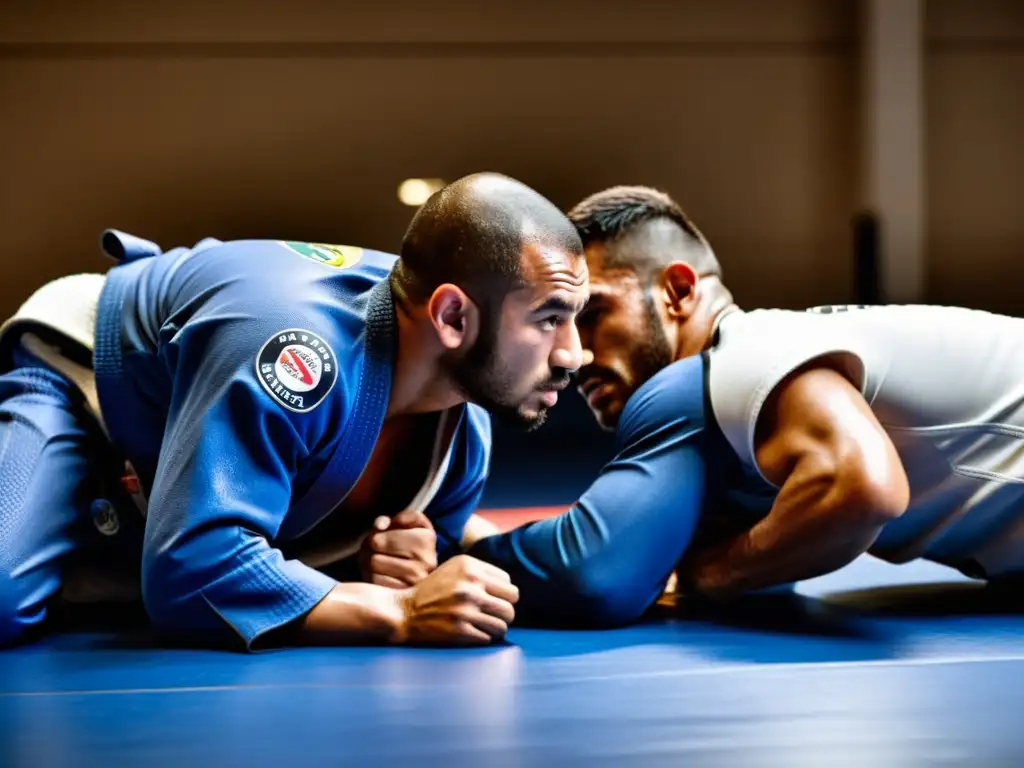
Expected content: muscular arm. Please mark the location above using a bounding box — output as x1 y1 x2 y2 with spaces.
467 357 710 626
682 363 910 598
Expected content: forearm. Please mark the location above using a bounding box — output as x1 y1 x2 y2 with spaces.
686 466 894 597
469 492 701 626
291 582 407 645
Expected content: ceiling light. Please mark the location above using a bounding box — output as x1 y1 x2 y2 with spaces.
398 178 446 206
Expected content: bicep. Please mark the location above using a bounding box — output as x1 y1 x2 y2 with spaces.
145 324 315 551
753 362 909 511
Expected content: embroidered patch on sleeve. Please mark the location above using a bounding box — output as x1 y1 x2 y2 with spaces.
256 329 338 413
280 241 363 269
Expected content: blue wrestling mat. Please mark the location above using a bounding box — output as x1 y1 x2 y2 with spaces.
2 522 1023 766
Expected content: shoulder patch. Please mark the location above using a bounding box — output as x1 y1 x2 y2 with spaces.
256 329 338 413
280 241 362 269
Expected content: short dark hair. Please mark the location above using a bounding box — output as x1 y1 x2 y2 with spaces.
393 172 582 307
567 185 720 279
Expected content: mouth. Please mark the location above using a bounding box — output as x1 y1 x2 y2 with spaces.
537 380 569 408
578 376 616 409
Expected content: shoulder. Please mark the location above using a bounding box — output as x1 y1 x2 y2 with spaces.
708 306 875 381
616 353 709 449
706 307 872 472
165 242 403 428
168 239 397 293
168 238 397 343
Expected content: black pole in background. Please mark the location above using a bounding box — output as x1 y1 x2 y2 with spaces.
852 211 883 305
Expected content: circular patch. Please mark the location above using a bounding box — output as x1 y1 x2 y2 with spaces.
275 344 322 393
90 499 120 537
256 329 338 413
280 241 363 269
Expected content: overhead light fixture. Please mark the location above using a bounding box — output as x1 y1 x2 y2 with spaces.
398 178 446 206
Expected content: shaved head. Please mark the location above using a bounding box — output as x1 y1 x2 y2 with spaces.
394 172 583 307
390 172 588 432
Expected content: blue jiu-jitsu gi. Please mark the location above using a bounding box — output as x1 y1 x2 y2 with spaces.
0 232 491 649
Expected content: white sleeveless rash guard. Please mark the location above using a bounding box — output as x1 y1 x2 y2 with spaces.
707 304 1024 578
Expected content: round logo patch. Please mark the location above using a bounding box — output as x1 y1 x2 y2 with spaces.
256 329 338 413
280 241 363 269
90 499 120 537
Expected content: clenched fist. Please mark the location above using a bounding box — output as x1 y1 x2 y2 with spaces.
361 509 438 589
395 555 519 645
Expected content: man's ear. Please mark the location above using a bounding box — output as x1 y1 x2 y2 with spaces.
660 262 700 320
427 284 479 350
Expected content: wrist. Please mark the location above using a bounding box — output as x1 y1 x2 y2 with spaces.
682 543 740 598
297 582 411 645
384 587 413 644
691 564 731 598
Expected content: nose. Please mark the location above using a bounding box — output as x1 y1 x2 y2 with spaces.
550 320 584 374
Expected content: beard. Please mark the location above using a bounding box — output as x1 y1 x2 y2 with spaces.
587 293 674 432
630 292 675 390
443 305 551 432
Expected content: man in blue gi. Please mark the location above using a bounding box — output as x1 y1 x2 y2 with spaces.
469 184 1024 626
0 172 589 650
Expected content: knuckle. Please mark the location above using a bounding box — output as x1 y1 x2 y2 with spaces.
453 582 476 602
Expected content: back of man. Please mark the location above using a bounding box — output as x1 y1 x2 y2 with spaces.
707 302 1024 579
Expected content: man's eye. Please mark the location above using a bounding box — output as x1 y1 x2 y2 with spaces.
538 315 562 330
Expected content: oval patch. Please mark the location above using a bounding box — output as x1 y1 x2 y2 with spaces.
280 241 363 269
256 329 338 413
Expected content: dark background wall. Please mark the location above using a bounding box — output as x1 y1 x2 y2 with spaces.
1 0 1020 506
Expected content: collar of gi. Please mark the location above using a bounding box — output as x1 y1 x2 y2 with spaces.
361 276 399 417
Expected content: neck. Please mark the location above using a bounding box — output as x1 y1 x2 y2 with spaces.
387 303 466 419
673 280 738 361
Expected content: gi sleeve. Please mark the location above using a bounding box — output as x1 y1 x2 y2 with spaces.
140 318 347 650
468 356 710 626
